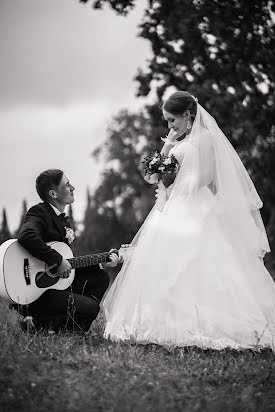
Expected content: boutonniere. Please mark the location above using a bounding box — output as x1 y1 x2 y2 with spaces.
65 226 75 245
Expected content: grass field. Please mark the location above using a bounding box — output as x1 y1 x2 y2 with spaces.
0 300 275 412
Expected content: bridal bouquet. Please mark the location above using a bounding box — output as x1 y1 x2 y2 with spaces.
141 151 179 188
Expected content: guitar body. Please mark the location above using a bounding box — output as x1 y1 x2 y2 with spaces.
0 239 74 305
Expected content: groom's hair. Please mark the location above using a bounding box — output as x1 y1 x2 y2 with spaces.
36 169 64 201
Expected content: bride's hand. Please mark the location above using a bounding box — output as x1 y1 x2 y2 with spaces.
161 128 180 154
144 173 159 184
166 128 179 143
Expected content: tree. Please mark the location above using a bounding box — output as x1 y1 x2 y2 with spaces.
81 0 274 144
81 0 275 269
78 109 165 254
68 204 76 231
79 0 135 14
14 199 27 237
0 208 11 244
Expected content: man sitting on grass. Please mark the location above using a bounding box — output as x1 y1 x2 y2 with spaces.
13 168 120 334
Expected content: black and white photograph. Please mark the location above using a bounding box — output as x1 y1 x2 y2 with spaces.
0 0 275 411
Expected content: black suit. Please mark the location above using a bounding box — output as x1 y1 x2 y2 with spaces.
16 202 109 332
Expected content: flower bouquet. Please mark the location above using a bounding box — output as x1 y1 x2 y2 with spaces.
141 151 179 188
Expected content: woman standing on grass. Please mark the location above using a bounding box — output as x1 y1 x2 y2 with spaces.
103 91 275 350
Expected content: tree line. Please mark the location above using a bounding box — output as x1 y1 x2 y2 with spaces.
1 0 274 274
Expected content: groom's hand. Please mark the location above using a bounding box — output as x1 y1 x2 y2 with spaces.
101 249 122 268
57 258 72 278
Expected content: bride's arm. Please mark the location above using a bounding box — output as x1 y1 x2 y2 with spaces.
160 129 179 156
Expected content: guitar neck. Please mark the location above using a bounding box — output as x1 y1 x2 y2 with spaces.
67 252 110 269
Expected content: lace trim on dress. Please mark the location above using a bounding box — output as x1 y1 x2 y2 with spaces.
104 325 275 351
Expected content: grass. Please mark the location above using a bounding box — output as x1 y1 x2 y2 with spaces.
0 300 275 412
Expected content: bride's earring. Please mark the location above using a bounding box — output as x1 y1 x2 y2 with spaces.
187 120 192 130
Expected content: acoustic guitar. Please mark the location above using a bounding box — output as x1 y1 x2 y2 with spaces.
0 239 130 305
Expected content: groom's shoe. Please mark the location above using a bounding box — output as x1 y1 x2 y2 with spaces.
20 315 58 334
20 316 37 334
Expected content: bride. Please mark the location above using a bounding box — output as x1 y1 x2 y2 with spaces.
103 91 275 350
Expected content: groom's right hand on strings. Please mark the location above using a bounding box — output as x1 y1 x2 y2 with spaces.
57 258 72 278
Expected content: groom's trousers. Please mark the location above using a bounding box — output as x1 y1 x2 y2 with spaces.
14 266 110 332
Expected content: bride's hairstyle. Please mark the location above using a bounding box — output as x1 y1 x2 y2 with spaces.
162 91 197 118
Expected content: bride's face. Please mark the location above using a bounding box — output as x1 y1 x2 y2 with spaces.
162 109 189 136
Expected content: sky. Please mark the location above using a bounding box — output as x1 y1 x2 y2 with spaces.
0 0 151 231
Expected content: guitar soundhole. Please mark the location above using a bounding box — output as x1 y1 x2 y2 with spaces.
35 272 59 288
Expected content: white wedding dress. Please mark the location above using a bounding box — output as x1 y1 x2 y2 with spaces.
103 104 275 350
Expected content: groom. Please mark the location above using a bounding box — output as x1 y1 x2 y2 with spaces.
15 168 120 333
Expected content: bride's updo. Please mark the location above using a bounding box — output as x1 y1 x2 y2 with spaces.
162 91 198 118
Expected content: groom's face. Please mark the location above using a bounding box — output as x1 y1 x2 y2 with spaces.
53 174 75 205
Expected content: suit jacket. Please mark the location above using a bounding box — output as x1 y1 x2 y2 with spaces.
18 202 73 267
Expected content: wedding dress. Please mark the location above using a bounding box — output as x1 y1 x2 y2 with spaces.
103 103 275 350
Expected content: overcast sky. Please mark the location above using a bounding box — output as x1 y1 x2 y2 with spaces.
0 0 151 231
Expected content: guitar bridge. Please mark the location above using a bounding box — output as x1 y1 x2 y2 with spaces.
23 259 31 285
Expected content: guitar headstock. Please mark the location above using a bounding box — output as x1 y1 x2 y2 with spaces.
118 244 133 262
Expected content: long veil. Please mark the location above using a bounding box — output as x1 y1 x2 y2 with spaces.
168 102 270 258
